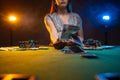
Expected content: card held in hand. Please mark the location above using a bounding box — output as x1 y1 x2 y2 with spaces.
61 24 80 40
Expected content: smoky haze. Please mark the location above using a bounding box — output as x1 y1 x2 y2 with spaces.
0 0 51 46
0 0 120 46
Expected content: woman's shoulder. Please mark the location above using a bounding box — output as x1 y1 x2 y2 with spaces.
45 13 57 18
70 12 82 22
44 13 58 21
70 12 81 18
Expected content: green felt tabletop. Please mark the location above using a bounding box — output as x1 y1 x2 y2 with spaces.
0 46 120 80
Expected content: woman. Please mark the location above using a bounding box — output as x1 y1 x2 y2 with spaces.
44 0 84 51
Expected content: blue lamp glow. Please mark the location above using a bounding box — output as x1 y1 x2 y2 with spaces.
102 15 110 45
103 15 110 20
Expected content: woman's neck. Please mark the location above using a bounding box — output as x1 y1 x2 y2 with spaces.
57 7 68 15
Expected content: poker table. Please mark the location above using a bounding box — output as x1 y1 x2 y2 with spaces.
0 46 120 80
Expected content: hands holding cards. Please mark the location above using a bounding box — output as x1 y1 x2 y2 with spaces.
61 24 80 40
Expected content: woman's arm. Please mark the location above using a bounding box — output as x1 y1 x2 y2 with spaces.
76 14 84 42
44 15 58 44
77 26 84 42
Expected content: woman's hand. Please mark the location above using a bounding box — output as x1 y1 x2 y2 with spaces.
60 39 75 46
53 39 67 49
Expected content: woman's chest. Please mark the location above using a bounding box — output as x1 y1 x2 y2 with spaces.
59 15 70 24
60 15 77 26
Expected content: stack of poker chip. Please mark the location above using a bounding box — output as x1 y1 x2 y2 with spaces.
19 40 39 48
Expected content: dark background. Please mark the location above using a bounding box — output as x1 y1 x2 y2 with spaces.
0 0 120 47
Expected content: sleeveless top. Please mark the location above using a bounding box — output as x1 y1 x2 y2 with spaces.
45 12 82 40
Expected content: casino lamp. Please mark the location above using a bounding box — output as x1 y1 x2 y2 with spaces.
103 15 110 21
102 15 110 45
9 15 17 46
9 16 16 22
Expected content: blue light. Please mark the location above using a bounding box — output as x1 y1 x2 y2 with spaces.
103 16 110 20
